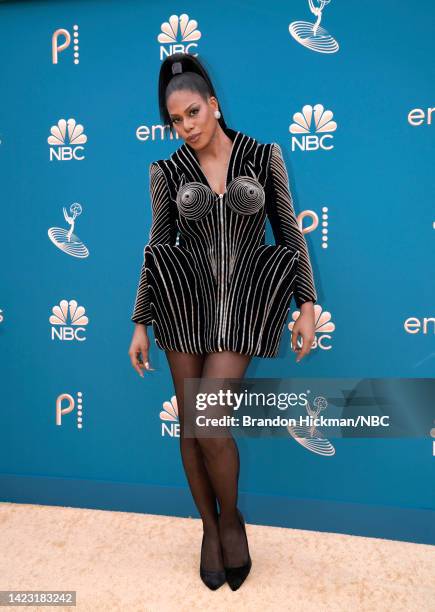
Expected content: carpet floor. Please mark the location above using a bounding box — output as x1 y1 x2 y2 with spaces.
0 502 433 611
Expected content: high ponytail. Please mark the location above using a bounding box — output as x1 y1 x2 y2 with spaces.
158 52 228 135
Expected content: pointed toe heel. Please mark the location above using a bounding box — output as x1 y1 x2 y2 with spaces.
225 556 252 591
224 508 252 591
200 566 226 590
199 534 226 590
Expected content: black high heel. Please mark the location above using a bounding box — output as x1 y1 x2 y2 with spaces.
199 533 226 590
222 508 252 591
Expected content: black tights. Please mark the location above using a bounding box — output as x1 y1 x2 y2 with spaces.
165 349 252 572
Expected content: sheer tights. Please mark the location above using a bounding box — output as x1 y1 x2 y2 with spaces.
165 349 252 573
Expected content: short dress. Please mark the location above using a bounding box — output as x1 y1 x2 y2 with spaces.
131 126 317 357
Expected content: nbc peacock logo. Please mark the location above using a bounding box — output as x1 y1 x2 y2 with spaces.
289 104 337 151
288 303 335 351
158 14 201 59
47 118 87 161
160 395 179 437
49 299 88 341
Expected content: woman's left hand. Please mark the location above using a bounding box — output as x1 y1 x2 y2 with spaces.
291 302 316 362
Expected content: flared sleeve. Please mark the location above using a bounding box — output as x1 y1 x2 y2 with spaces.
131 162 178 324
266 142 317 308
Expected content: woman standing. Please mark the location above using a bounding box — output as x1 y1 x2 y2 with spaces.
129 52 317 591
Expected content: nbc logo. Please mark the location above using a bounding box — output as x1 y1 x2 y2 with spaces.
52 25 80 64
288 304 335 351
160 395 179 437
49 299 88 341
289 104 337 151
55 391 84 428
289 0 339 53
158 14 201 59
47 118 87 161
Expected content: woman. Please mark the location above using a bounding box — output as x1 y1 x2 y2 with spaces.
128 52 317 591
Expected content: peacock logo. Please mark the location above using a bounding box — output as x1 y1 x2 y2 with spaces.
158 14 201 58
160 395 180 437
49 299 88 341
288 303 335 351
47 118 87 161
289 104 337 152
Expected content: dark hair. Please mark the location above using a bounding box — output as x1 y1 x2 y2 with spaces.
158 52 228 136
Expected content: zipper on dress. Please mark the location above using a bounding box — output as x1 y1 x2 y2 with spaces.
217 193 224 352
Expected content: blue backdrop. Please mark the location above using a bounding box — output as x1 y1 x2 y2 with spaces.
1 0 434 545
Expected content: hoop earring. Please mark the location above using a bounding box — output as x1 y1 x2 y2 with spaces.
214 110 221 119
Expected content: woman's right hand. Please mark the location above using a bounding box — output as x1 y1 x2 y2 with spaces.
128 323 153 377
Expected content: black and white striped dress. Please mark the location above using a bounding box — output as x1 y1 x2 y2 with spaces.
131 126 317 357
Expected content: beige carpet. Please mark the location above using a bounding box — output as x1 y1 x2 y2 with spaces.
0 502 433 611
